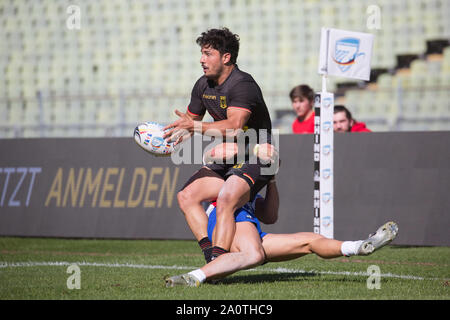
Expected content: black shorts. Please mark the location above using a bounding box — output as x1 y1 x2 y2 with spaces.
204 161 274 201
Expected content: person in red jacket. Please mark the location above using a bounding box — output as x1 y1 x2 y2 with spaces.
290 84 315 134
333 105 371 132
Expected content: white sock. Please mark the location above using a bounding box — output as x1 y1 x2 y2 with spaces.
340 240 363 256
188 269 207 283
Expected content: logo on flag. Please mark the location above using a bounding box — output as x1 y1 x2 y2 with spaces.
318 28 374 81
333 37 365 72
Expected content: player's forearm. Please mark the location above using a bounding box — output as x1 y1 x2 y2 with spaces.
203 142 237 164
260 180 279 224
202 142 274 165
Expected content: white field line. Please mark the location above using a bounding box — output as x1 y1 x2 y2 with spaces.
0 261 447 282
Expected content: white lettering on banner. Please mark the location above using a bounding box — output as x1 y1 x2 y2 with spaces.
313 94 321 235
314 151 320 162
0 167 42 207
313 199 320 208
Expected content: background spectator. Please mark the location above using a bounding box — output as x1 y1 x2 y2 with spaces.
290 84 315 134
333 105 371 132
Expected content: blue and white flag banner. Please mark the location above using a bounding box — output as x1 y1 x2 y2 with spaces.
318 28 374 81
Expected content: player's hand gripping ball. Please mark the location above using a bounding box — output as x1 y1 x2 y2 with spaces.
134 121 175 156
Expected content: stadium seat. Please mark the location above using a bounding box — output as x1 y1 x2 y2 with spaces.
442 47 450 72
375 91 397 121
23 99 41 125
410 59 428 74
1 0 449 137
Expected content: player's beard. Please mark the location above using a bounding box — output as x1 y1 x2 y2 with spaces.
204 63 224 82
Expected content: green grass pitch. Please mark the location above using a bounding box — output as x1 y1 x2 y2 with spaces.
0 237 449 300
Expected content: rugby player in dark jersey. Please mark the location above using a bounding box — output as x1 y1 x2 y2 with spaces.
163 28 276 262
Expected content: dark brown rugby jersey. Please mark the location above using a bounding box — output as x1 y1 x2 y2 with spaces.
187 66 272 143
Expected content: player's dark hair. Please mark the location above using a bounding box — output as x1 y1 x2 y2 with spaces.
196 28 240 64
334 105 353 121
289 84 315 102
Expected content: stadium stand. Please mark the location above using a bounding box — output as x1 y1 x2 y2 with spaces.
0 0 449 137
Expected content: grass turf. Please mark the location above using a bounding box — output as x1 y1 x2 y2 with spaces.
0 237 449 300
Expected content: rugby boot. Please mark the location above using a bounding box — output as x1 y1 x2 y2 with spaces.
357 221 399 255
165 273 200 288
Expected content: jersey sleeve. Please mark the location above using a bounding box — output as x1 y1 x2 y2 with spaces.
228 81 260 113
187 78 206 117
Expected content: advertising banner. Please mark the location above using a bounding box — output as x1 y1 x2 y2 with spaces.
1 133 449 246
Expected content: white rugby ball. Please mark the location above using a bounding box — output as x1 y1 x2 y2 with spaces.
134 121 175 156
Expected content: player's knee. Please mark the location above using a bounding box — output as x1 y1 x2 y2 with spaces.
216 192 238 211
247 247 266 267
216 192 232 206
177 189 195 211
306 233 326 253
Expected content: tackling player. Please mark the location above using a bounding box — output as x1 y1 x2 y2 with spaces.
333 105 371 132
165 172 399 287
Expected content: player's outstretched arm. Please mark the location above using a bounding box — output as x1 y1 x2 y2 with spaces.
199 108 251 137
164 108 251 145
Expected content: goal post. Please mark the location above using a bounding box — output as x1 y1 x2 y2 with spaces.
313 84 334 239
314 27 374 238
